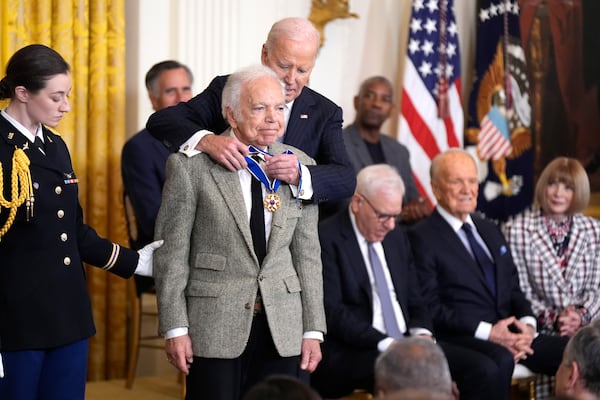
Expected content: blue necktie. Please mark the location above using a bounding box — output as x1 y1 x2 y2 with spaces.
461 223 496 296
368 243 403 339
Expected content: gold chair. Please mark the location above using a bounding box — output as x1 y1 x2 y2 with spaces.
510 364 536 400
123 194 185 398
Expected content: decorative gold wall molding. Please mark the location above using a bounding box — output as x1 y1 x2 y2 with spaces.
308 0 358 47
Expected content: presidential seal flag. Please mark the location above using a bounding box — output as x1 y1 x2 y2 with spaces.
465 0 533 221
398 0 463 206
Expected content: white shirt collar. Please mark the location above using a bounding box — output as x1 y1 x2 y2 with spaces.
1 109 43 143
436 205 475 233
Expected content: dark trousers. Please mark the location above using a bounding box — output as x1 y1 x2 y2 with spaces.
186 314 301 400
311 344 379 398
311 340 499 400
0 338 88 400
443 334 568 400
440 340 510 400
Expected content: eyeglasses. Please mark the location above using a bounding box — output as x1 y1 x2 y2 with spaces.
359 194 401 223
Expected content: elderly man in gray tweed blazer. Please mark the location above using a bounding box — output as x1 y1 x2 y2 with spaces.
153 64 326 400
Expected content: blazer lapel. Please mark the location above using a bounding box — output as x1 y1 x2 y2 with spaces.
562 216 588 284
209 162 256 260
382 233 409 312
284 90 314 149
347 125 373 169
473 218 507 299
432 211 488 286
337 212 372 299
527 214 569 289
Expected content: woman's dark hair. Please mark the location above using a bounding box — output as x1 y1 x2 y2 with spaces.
0 44 70 100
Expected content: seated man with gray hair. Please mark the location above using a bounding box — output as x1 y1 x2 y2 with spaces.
374 338 454 400
555 319 600 400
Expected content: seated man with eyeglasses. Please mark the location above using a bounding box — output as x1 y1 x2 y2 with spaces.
310 164 494 399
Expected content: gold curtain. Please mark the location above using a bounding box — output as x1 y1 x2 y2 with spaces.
0 0 129 381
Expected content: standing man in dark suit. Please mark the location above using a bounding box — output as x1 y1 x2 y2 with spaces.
408 149 568 400
343 76 430 223
121 60 193 294
153 65 326 400
311 164 494 400
146 17 355 207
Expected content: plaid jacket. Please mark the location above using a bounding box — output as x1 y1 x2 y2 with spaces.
503 209 600 334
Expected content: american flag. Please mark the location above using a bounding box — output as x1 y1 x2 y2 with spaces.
398 0 463 205
466 0 533 221
478 105 512 160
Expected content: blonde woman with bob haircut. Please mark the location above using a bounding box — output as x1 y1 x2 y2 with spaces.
503 157 600 338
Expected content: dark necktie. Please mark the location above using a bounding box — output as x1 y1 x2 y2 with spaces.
34 136 46 154
461 223 496 296
250 174 266 265
368 243 403 339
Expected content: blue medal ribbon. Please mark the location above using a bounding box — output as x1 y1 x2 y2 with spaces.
245 145 303 206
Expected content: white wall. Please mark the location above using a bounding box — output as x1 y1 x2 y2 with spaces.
126 0 476 139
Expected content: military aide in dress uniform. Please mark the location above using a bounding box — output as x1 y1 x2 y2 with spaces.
0 44 160 400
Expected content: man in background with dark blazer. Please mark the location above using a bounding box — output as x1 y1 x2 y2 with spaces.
343 76 430 223
146 17 355 209
311 164 493 400
121 60 193 294
408 149 568 400
153 65 326 400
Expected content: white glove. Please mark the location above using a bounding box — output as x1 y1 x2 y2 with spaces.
0 352 4 378
135 240 164 277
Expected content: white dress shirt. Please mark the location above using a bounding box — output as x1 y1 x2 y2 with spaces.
349 209 431 351
435 206 537 339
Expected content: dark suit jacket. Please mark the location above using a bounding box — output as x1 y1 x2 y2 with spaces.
0 116 138 352
343 123 419 203
146 75 355 204
319 210 432 353
121 128 171 249
408 209 533 338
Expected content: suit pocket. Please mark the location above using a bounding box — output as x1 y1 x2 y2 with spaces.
186 280 224 297
283 274 301 293
193 252 226 271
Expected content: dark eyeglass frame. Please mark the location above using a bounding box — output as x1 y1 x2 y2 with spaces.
358 193 401 223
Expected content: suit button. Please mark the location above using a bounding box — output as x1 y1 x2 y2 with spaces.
244 303 251 310
60 233 68 242
63 257 71 266
57 210 64 218
55 186 62 195
258 276 264 282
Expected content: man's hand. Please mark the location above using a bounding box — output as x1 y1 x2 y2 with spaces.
509 319 535 361
489 317 534 361
557 306 582 337
165 335 194 375
198 134 249 171
400 197 432 224
265 153 300 186
300 338 322 373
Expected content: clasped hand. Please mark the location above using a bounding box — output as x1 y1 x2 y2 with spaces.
556 306 582 337
489 316 534 362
